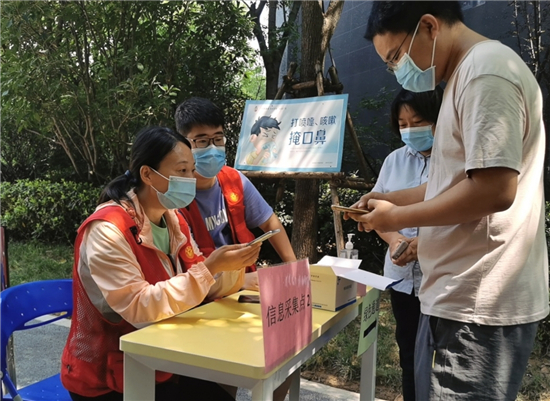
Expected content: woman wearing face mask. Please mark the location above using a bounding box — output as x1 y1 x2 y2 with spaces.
61 126 261 401
370 86 443 401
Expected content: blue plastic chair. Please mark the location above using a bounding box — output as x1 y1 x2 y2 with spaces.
1 280 73 401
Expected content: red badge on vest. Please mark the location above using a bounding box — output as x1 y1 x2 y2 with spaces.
229 192 239 203
184 245 195 259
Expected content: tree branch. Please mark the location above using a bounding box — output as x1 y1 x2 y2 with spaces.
248 0 267 18
268 1 277 51
249 1 270 61
321 1 344 55
276 1 301 56
51 119 81 177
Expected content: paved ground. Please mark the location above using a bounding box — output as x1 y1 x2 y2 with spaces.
9 316 374 401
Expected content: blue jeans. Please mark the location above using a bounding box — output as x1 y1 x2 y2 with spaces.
415 313 538 401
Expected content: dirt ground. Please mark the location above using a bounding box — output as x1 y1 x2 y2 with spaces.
301 371 399 401
301 357 550 401
299 292 550 401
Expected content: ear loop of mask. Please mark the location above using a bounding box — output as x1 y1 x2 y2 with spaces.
408 20 437 69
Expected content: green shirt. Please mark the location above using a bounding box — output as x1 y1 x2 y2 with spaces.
150 216 170 255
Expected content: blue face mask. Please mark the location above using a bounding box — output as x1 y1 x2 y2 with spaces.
400 125 434 152
394 21 437 93
150 168 196 209
192 145 226 178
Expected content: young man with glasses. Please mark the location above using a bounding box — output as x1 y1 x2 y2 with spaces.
174 97 295 401
174 97 296 287
347 2 549 400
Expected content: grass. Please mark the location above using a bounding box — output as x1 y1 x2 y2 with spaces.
6 240 73 286
519 341 550 401
5 240 550 400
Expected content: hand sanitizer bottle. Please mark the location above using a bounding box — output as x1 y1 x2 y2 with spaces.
346 233 359 259
339 233 358 259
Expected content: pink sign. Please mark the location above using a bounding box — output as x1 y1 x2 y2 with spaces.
258 259 312 372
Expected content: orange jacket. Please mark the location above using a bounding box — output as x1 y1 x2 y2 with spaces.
61 205 203 396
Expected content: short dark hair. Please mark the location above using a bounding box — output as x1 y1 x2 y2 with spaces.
365 1 464 41
250 116 280 136
98 126 191 206
174 97 225 136
390 86 444 137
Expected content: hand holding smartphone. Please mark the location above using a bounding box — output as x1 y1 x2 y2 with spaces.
391 241 409 260
247 229 281 246
331 204 370 214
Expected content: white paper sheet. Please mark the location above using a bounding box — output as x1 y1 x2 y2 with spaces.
331 267 401 290
317 255 362 269
316 255 402 290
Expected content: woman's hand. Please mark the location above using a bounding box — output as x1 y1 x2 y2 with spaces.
204 243 261 275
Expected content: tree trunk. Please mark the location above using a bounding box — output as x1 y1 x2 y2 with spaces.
290 2 331 262
300 3 325 97
292 179 320 261
265 60 281 100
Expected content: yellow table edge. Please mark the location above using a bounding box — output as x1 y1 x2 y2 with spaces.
120 291 364 379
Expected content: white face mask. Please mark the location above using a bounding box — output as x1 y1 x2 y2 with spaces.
150 168 196 209
393 21 437 93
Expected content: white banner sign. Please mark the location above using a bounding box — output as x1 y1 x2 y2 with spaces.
234 95 348 172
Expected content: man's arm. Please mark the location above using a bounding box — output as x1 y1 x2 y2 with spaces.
259 213 297 262
352 182 427 209
353 167 518 233
346 183 427 232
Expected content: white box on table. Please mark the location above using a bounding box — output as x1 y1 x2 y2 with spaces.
309 264 357 311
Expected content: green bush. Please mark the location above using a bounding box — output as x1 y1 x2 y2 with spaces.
1 180 101 244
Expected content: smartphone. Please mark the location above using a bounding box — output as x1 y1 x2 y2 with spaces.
238 294 260 304
391 241 409 260
247 229 281 246
331 204 370 214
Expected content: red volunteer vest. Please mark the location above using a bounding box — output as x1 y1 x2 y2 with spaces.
179 166 257 272
61 206 203 397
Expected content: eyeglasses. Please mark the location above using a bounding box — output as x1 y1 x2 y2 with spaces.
386 31 411 74
188 135 226 149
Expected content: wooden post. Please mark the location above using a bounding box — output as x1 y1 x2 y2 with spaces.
315 61 324 97
275 62 297 100
330 181 345 255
